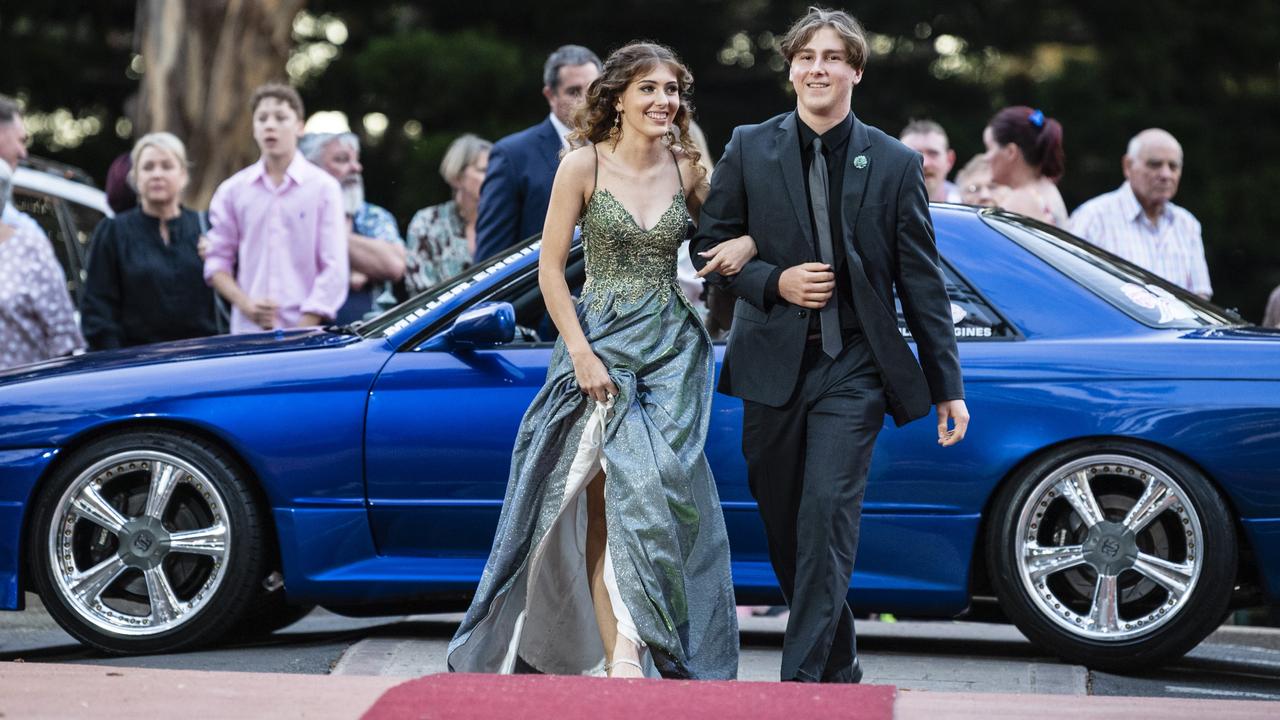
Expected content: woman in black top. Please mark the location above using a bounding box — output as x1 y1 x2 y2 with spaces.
82 132 218 349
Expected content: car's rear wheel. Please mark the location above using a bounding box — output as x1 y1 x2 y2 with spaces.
987 441 1236 672
28 430 267 654
230 576 315 638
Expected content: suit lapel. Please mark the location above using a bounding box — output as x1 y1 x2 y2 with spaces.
840 116 874 280
777 113 816 252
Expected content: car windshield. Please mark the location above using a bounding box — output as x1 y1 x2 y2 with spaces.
356 240 542 338
983 211 1239 329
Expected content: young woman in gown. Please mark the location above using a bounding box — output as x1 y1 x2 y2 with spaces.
447 42 755 680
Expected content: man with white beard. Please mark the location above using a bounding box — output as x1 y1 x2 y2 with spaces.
300 132 406 323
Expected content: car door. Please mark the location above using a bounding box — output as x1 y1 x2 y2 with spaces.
363 253 761 569
364 261 574 561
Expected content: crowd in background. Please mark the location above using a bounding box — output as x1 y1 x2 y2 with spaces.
0 37 1273 370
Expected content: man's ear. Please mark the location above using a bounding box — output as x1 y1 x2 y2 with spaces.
542 86 555 107
1121 154 1133 181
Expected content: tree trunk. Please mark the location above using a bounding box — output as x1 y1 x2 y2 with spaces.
135 0 306 208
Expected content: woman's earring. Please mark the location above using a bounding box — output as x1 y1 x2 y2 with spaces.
610 112 622 148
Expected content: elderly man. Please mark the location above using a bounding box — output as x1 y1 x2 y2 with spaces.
1069 129 1212 299
299 132 406 323
899 119 961 203
474 45 601 261
0 94 44 237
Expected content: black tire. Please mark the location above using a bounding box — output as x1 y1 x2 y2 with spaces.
28 429 268 654
987 440 1236 672
230 583 315 638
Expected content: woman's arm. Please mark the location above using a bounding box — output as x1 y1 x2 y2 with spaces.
680 155 711 220
538 147 617 403
680 153 757 277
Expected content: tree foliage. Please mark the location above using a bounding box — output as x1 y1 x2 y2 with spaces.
2 0 1278 318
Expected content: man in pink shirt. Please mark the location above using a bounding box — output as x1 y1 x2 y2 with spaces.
204 83 348 333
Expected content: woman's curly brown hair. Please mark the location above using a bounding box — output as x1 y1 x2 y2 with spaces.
567 41 706 185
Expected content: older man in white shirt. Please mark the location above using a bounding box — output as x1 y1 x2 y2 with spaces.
1069 128 1212 299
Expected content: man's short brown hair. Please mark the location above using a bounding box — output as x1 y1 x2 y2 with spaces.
249 83 305 119
901 119 950 146
779 6 869 72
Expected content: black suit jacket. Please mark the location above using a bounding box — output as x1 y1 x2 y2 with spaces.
690 111 963 426
474 118 562 262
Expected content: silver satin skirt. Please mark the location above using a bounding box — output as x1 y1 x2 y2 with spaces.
446 283 739 679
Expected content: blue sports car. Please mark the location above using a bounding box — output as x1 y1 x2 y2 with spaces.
1 207 1276 672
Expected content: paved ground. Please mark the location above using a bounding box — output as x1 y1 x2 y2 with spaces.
4 593 1279 702
3 662 1277 720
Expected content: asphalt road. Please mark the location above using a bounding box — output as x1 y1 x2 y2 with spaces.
3 593 1278 702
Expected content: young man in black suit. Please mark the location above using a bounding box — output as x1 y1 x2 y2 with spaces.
691 7 970 684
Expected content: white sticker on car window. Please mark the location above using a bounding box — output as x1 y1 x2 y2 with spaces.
1120 282 1196 324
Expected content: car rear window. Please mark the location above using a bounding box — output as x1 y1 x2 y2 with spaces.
984 212 1237 329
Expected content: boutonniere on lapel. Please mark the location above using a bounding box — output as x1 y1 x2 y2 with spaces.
853 155 869 170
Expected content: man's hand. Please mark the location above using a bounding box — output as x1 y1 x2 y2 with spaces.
695 234 757 277
241 298 279 330
298 312 325 327
350 270 369 291
936 399 970 447
778 263 835 308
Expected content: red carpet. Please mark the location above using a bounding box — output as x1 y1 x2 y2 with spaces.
362 673 896 720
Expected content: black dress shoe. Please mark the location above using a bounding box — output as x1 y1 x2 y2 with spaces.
819 657 863 683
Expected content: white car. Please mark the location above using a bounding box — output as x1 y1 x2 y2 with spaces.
11 158 113 303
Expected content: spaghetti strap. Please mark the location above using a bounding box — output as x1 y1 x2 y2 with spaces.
592 144 600 196
669 149 684 196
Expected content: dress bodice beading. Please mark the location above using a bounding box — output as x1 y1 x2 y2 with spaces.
579 188 687 314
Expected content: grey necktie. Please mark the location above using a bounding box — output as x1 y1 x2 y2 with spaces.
808 137 843 359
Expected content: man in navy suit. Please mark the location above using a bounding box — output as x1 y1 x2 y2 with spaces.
474 45 601 261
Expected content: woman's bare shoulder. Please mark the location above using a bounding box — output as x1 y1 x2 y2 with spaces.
560 145 597 175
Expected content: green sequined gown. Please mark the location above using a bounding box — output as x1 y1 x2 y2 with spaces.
447 158 739 680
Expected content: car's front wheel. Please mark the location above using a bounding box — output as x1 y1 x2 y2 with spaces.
987 441 1236 671
28 429 267 654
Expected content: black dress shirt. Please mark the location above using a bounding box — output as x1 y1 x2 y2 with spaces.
81 207 220 350
765 112 859 334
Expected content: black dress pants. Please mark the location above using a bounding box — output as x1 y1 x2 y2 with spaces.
742 333 886 682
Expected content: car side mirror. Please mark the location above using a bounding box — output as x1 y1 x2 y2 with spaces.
419 302 515 351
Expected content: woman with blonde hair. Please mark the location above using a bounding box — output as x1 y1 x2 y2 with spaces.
448 42 754 681
82 132 218 348
404 133 492 293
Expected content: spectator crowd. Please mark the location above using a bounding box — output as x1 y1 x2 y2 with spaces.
0 38 1274 370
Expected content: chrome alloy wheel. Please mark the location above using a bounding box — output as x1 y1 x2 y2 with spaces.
1015 454 1203 642
46 450 231 636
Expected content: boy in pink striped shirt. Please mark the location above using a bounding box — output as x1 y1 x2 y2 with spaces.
204 83 348 333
